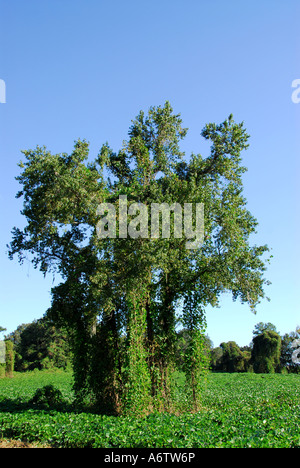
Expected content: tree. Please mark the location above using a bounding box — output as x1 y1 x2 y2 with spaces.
220 342 243 372
8 102 270 414
7 319 71 372
253 322 278 337
252 330 281 373
210 346 224 371
5 341 14 378
220 341 247 372
210 342 251 372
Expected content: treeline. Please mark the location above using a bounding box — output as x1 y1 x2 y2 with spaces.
2 319 299 375
210 322 300 374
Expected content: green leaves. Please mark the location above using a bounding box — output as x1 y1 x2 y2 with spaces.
1 372 300 448
29 385 64 408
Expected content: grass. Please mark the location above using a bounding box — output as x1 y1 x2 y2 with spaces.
0 370 299 448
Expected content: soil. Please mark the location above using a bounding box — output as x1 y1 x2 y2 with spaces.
0 438 51 448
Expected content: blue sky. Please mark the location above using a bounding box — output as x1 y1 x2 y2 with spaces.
0 0 299 347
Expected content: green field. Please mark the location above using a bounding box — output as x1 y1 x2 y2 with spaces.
0 371 299 448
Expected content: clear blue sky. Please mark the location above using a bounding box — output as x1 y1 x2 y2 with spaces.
0 0 299 347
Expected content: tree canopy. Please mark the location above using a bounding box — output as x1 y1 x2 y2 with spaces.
252 330 281 373
253 322 278 337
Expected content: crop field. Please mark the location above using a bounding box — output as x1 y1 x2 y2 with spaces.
0 371 299 448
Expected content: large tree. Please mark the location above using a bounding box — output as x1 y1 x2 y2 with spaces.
252 330 281 373
8 102 270 414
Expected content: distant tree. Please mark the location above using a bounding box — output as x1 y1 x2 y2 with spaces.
0 326 6 334
253 322 278 337
211 341 251 372
241 348 252 372
5 341 14 378
5 324 28 350
210 346 223 371
252 330 281 373
7 318 71 371
219 341 246 372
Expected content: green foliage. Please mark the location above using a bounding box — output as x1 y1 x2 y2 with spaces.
210 341 251 373
253 322 278 337
88 316 123 414
7 318 71 372
221 342 245 372
8 102 271 415
0 371 300 448
29 384 64 408
252 331 281 373
122 291 152 415
5 341 14 378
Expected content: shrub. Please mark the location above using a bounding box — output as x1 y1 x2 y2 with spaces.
29 385 64 407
